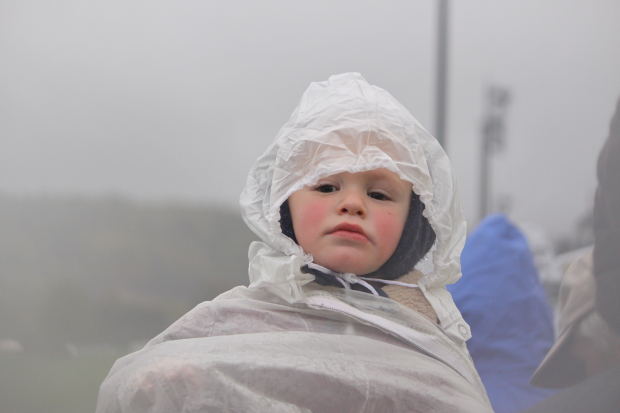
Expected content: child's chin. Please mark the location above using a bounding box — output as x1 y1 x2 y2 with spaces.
317 253 378 275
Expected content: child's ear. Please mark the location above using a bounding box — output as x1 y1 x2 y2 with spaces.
279 200 298 243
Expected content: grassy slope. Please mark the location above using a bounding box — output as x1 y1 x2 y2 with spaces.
0 193 257 412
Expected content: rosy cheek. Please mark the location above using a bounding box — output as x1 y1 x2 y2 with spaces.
295 199 329 240
373 211 403 249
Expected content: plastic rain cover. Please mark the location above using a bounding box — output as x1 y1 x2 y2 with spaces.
96 73 492 413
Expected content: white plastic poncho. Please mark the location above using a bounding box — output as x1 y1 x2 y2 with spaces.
96 73 492 413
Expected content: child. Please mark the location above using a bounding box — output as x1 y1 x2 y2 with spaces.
96 73 492 412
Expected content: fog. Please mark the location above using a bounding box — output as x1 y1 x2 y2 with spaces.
1 1 619 411
2 0 619 237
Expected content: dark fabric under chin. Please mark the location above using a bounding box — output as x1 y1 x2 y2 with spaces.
300 265 388 297
279 191 436 280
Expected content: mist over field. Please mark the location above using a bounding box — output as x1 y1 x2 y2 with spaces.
0 194 255 412
1 1 619 411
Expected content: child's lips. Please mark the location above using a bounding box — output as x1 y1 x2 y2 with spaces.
330 230 370 242
327 223 370 242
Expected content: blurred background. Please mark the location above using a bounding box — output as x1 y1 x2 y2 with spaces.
1 1 619 411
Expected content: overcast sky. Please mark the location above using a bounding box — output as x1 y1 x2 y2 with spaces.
2 0 619 240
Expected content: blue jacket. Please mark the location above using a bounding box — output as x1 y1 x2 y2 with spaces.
449 214 556 413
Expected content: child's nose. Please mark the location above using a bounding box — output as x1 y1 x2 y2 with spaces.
337 190 366 217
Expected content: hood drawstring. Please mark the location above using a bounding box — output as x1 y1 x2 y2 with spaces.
304 263 419 298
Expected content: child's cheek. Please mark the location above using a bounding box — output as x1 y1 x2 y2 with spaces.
298 199 329 233
373 211 403 248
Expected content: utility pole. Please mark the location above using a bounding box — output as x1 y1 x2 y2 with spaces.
479 85 511 221
435 0 450 149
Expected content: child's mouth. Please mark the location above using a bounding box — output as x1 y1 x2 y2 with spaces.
330 230 369 242
328 223 370 242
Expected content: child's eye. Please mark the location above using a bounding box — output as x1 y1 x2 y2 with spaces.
315 184 338 193
368 191 391 201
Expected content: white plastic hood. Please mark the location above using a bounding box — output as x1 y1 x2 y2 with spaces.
240 73 470 342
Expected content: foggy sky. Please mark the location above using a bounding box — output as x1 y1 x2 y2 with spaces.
2 0 619 239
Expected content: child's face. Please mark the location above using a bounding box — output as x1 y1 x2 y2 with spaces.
288 169 412 275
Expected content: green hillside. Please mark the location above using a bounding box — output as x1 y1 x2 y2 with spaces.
0 193 256 350
0 193 259 412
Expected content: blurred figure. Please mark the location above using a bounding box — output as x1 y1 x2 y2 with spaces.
525 98 620 412
593 98 620 336
525 250 620 412
530 249 620 388
448 214 556 413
